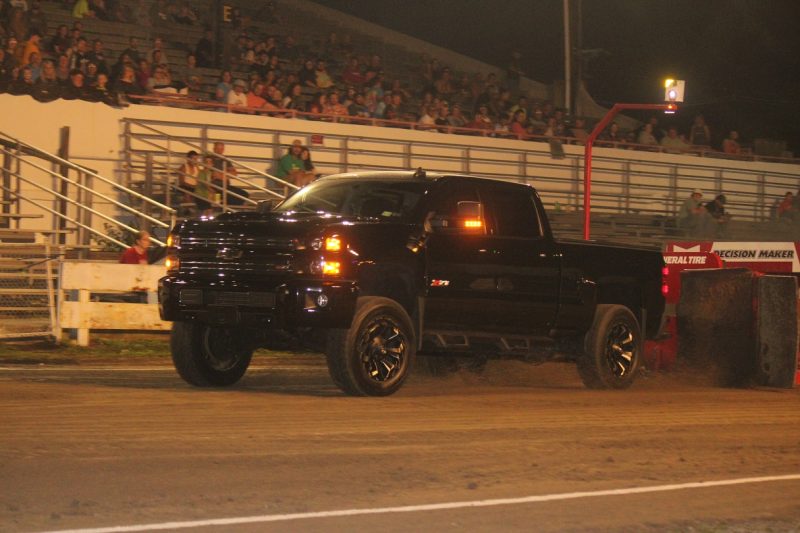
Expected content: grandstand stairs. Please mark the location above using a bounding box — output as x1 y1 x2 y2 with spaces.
0 130 176 253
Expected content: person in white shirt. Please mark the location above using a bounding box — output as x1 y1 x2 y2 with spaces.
417 105 436 129
226 79 248 111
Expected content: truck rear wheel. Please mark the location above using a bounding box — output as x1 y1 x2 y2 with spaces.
170 322 253 387
325 297 416 396
577 304 641 389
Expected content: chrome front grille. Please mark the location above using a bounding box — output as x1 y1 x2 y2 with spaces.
178 235 297 275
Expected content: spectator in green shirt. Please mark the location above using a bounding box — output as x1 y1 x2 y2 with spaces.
276 139 307 186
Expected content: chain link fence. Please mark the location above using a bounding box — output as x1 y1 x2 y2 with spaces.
0 243 60 340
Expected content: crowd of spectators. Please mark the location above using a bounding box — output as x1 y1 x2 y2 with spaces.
0 0 785 161
677 185 800 238
0 0 211 104
598 114 747 158
204 29 607 147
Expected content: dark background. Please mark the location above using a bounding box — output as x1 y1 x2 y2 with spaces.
315 0 800 154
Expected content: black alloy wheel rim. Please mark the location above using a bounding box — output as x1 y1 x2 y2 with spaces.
604 322 636 377
203 327 244 372
356 316 407 383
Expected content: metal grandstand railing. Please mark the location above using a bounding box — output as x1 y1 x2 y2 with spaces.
118 117 800 226
122 119 298 214
0 131 176 249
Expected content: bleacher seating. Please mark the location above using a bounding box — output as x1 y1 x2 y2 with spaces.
35 0 488 124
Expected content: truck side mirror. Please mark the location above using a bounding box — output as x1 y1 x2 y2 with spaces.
429 215 449 229
428 201 485 233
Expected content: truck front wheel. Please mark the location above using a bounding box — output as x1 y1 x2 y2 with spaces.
577 304 641 389
326 297 416 396
170 322 254 387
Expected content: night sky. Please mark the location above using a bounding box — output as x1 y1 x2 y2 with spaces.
315 0 800 155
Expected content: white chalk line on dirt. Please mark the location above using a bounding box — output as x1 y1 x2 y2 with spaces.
44 473 800 533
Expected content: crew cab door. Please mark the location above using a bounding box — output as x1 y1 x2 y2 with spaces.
423 180 496 331
423 179 560 334
475 181 560 333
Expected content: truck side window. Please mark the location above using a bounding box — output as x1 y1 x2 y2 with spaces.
481 186 542 238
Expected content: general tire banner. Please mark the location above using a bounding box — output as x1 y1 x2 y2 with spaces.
667 242 800 273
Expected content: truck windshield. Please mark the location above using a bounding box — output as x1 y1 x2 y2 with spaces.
275 179 429 222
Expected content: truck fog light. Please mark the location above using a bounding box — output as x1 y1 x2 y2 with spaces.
317 293 329 307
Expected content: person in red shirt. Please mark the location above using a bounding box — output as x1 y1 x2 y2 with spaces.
468 104 494 131
510 109 528 139
119 230 150 264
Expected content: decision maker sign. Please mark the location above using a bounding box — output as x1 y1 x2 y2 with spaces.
667 242 800 273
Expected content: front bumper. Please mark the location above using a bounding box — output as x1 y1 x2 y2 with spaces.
158 276 358 328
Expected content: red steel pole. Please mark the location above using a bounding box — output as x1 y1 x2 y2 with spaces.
582 103 676 240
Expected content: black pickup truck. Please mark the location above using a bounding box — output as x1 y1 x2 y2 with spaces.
159 170 665 396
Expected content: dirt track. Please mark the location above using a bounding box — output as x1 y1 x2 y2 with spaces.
1 353 799 532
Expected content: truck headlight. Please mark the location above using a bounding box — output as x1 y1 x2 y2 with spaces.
325 236 342 252
310 259 341 276
311 235 344 252
165 256 180 273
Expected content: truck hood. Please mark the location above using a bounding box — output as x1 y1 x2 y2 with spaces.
176 211 366 241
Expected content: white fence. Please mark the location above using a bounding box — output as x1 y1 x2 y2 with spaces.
58 261 170 346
